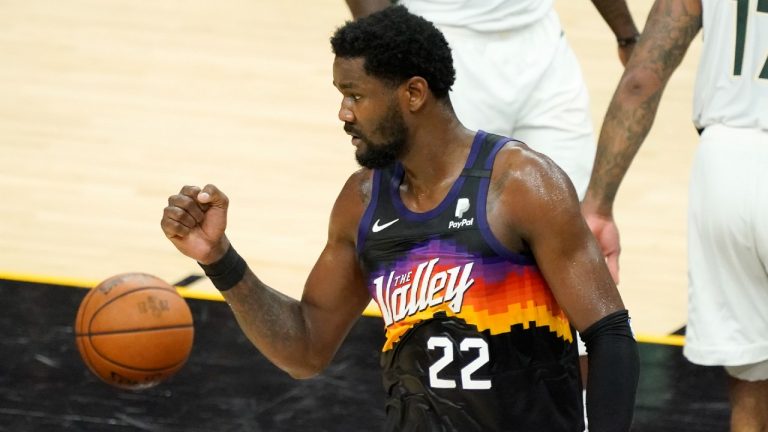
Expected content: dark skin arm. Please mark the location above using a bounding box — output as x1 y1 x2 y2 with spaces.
489 142 636 427
582 0 702 283
488 142 624 332
344 0 391 19
591 0 641 65
160 171 373 379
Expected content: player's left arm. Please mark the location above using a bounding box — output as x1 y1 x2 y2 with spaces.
582 0 702 281
495 146 639 431
586 0 702 214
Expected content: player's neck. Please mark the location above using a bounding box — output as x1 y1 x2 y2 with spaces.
397 120 475 209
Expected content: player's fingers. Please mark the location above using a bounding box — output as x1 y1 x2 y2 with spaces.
179 185 212 213
197 184 229 210
163 204 200 229
160 209 193 239
178 185 201 198
167 192 206 223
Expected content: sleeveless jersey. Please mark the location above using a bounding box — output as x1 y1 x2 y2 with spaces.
356 131 583 432
693 0 768 131
397 0 553 32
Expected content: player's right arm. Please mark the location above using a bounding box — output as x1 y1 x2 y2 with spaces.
590 0 640 65
344 0 392 19
582 0 702 282
493 145 639 431
160 171 373 379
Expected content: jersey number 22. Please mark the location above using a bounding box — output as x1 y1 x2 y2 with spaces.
427 336 492 390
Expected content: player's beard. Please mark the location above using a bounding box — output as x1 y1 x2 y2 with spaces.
352 103 408 169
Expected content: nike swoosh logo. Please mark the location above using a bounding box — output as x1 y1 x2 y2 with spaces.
372 218 399 233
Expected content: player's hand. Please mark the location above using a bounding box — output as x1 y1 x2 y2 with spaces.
583 212 621 284
161 184 230 264
618 43 636 67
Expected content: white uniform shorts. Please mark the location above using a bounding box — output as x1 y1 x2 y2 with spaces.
683 124 768 375
438 9 595 199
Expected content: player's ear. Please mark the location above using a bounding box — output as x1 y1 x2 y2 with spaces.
403 76 428 112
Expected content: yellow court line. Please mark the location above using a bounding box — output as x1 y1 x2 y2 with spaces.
178 288 224 302
0 270 226 301
0 271 99 289
1 271 685 347
636 333 685 347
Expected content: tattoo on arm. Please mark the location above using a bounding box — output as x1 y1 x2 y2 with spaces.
588 0 702 211
643 0 702 73
223 271 310 354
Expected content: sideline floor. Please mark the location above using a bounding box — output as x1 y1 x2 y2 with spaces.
1 279 728 431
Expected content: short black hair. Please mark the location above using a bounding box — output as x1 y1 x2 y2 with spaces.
330 5 455 99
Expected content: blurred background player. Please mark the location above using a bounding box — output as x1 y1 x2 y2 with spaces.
580 0 768 430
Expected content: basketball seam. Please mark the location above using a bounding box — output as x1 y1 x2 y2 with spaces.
75 323 193 336
81 330 193 372
76 336 103 382
76 275 174 334
86 285 185 334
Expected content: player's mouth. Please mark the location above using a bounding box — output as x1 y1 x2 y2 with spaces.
344 125 363 147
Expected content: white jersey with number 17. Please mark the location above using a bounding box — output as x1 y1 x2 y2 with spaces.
693 0 768 131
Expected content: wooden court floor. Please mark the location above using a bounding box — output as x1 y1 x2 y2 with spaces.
0 0 715 429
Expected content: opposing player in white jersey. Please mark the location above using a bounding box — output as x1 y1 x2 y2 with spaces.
581 0 768 430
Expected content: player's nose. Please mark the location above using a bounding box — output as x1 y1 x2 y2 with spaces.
338 101 354 123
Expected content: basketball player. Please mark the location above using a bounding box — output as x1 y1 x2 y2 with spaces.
580 0 768 430
162 7 639 431
344 2 640 397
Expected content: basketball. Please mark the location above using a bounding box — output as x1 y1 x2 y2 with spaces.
74 273 194 390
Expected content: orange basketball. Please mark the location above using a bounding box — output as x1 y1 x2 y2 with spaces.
74 273 194 390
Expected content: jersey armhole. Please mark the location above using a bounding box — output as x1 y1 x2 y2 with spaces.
477 139 537 265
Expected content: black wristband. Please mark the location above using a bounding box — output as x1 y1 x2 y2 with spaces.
198 245 247 292
617 34 640 47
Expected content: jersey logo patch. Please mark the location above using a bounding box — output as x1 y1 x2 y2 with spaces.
455 198 470 218
372 218 400 233
450 197 473 229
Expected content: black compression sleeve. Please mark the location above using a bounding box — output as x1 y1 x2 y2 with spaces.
581 309 640 432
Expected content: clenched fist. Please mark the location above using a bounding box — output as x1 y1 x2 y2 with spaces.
161 184 230 264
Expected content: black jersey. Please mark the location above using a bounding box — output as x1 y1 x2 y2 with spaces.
357 131 583 432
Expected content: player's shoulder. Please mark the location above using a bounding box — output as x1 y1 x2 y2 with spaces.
490 140 576 203
493 140 567 184
342 168 374 206
330 168 373 226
